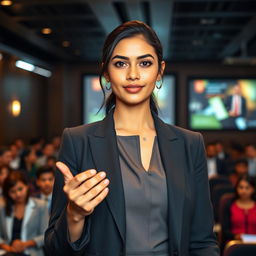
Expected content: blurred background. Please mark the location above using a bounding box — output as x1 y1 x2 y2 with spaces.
0 0 256 145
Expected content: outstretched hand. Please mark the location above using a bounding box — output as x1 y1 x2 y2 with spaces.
56 161 109 220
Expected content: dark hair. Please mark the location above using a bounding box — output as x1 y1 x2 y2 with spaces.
3 170 30 216
19 148 35 170
234 158 248 167
36 166 55 179
99 20 164 114
234 175 256 201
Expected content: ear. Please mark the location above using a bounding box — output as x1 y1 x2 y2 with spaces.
100 62 109 82
157 60 166 81
103 72 110 82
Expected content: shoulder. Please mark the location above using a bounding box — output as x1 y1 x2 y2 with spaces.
62 120 103 138
166 123 202 144
30 197 47 209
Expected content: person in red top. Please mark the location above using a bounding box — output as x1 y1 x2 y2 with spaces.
222 175 256 246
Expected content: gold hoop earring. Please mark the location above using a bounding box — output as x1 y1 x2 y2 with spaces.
156 80 163 89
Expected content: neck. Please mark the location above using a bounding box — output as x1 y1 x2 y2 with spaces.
14 202 26 207
43 192 52 196
114 100 155 132
237 198 253 204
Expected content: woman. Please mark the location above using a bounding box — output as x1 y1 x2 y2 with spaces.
19 149 38 195
222 175 256 244
45 20 219 256
0 171 49 256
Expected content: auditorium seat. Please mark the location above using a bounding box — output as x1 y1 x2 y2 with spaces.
223 241 256 256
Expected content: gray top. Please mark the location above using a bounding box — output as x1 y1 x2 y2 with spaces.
117 135 169 256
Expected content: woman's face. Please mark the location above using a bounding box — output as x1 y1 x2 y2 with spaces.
26 150 37 164
237 180 255 200
9 181 28 204
106 34 165 106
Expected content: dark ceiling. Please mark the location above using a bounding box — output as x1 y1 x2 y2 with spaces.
0 0 256 67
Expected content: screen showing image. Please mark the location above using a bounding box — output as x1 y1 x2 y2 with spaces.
83 75 176 125
188 78 256 130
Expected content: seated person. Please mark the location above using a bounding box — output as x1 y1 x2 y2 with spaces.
229 159 248 186
221 175 256 245
35 166 55 212
0 165 10 197
0 171 49 256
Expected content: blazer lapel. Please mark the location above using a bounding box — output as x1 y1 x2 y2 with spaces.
6 215 13 242
153 112 185 250
21 198 35 241
88 110 126 244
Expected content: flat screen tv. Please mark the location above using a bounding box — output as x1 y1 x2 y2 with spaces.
83 74 176 125
188 78 256 130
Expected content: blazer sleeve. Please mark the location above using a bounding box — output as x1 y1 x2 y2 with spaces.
44 128 92 256
0 205 8 245
189 133 220 256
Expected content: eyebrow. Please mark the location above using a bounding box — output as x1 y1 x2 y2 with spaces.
111 54 155 61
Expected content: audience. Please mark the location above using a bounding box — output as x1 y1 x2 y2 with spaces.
215 140 229 161
229 159 249 186
0 171 49 256
0 136 255 255
206 142 227 178
0 166 10 197
0 148 13 168
245 144 256 177
36 144 55 167
9 144 21 170
19 149 38 182
35 166 55 213
221 175 256 245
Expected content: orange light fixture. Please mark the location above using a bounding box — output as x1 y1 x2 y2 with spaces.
11 100 21 117
41 28 52 34
1 0 12 6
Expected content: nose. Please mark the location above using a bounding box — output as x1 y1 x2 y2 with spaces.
127 64 139 80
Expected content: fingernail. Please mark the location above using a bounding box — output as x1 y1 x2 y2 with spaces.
104 179 109 184
100 172 106 178
90 169 96 175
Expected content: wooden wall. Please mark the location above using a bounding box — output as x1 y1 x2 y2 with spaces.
0 53 47 145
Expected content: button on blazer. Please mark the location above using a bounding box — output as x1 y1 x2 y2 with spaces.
45 109 220 256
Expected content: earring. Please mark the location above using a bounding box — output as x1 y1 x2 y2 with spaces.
156 79 163 89
101 76 111 90
105 81 111 90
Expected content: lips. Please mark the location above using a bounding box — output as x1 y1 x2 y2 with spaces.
123 85 144 93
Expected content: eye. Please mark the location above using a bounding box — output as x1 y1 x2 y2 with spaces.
114 61 127 68
140 60 152 67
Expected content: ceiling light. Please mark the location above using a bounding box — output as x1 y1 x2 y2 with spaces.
41 28 52 35
34 66 52 77
1 0 12 6
62 41 70 47
15 60 52 77
16 60 35 72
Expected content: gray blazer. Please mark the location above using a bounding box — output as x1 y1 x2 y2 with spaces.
0 197 49 256
45 109 220 256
